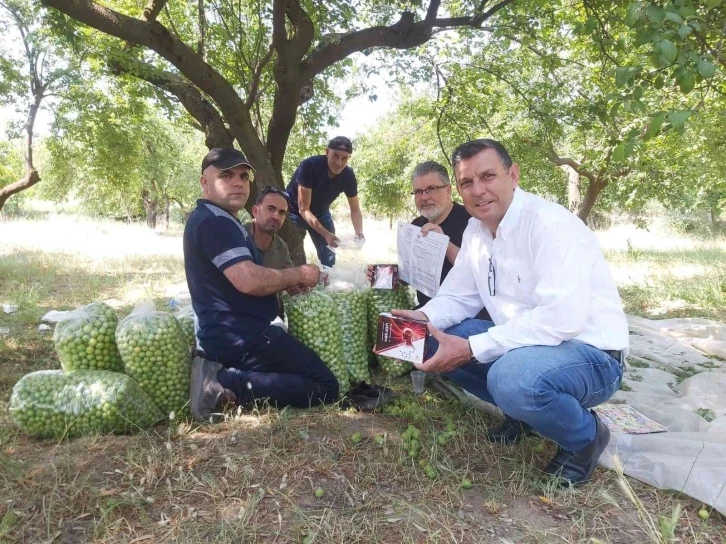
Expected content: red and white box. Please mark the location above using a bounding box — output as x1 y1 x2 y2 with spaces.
374 313 430 365
370 264 399 290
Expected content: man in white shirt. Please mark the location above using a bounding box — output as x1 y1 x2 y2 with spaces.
393 139 629 486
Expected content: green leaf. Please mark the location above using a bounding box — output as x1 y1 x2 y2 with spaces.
633 85 644 100
697 59 717 79
668 110 692 129
610 102 622 119
678 71 696 93
655 39 678 63
645 4 665 22
654 75 665 89
664 12 683 24
625 3 641 27
677 24 693 39
705 0 722 8
646 114 666 139
612 143 626 163
635 29 657 46
624 140 635 157
615 67 631 88
632 100 647 114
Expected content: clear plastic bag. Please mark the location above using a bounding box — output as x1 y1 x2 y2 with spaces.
10 369 163 439
116 302 191 416
53 302 124 372
327 281 370 384
367 287 416 377
175 305 197 353
285 290 350 396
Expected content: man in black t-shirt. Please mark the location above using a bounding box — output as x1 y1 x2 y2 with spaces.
365 161 489 319
184 147 339 421
286 136 365 267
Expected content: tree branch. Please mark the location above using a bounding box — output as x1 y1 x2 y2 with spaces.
271 0 287 56
108 56 233 148
300 0 514 81
545 149 598 186
246 44 274 107
197 0 205 58
142 0 167 22
425 0 441 24
41 0 268 168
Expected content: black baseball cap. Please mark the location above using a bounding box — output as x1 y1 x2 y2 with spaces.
327 136 353 154
201 147 255 173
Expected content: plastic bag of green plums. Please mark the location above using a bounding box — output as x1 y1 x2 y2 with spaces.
285 290 350 396
367 286 417 377
11 369 163 439
116 302 191 416
54 302 124 372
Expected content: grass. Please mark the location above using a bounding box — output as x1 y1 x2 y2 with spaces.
604 246 726 322
1 216 725 542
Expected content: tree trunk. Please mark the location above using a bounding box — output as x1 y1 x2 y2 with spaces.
281 220 306 265
576 177 607 223
0 90 43 213
563 165 582 214
158 199 170 230
142 190 158 229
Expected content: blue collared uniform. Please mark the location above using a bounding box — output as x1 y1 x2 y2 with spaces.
183 199 278 360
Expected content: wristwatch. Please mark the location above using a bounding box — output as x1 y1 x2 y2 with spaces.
465 339 478 364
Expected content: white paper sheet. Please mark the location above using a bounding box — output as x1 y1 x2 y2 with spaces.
397 222 449 299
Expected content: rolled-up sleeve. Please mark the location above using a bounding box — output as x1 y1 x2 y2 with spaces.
196 216 254 272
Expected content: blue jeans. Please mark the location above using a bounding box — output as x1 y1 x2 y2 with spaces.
426 319 623 452
289 211 336 267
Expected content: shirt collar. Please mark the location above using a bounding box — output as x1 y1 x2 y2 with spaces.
198 199 241 223
496 187 524 241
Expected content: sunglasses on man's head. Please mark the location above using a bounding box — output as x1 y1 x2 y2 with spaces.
260 186 287 197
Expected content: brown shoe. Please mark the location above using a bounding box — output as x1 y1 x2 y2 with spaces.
190 356 237 421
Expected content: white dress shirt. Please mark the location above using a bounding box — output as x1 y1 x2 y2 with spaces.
420 188 630 363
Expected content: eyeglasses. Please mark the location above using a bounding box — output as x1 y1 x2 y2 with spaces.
488 257 496 297
410 185 447 197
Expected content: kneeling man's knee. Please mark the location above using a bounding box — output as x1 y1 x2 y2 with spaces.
487 357 547 416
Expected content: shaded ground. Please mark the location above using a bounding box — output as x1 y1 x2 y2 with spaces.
1 217 725 543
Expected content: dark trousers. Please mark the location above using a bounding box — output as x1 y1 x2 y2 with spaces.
214 326 339 408
289 211 336 267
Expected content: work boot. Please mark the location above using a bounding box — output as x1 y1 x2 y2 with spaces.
190 356 237 421
485 415 535 445
543 410 611 486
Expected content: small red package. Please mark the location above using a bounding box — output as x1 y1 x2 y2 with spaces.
374 312 430 365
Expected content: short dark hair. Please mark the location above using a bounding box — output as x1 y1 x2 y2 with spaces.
255 186 290 207
451 139 513 173
327 136 353 154
411 161 450 186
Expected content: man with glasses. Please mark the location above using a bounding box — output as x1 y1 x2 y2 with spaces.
365 161 487 318
286 136 365 267
408 161 480 310
393 139 629 486
185 148 339 421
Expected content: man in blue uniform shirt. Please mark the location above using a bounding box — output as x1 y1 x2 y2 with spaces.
286 136 365 267
184 147 339 420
